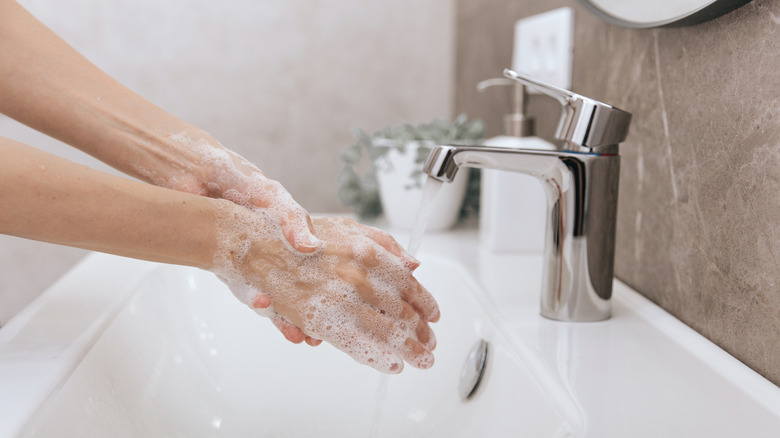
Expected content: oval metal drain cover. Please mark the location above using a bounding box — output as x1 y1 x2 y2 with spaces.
459 339 489 401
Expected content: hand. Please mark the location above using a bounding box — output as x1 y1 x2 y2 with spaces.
255 215 425 348
146 132 322 255
212 209 439 374
153 134 332 345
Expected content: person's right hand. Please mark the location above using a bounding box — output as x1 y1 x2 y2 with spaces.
153 132 322 255
211 206 440 374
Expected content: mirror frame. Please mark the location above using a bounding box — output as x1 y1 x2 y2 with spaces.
578 0 754 28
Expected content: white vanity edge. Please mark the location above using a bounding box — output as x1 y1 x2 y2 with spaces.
1 243 779 437
614 279 780 415
0 253 160 438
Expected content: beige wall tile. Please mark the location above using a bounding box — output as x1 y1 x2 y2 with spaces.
1 0 455 322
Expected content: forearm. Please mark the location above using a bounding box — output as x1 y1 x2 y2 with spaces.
0 1 321 252
0 137 221 269
0 0 211 185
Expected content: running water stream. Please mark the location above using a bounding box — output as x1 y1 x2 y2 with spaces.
367 177 443 437
406 178 444 257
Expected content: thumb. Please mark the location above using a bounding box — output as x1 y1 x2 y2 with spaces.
282 212 323 253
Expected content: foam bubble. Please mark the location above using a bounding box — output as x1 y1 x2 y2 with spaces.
210 208 435 373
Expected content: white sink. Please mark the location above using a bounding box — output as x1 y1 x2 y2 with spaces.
1 227 779 437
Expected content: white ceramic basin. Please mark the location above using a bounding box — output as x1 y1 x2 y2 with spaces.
1 228 779 437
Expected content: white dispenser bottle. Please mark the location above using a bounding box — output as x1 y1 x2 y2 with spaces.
477 80 555 253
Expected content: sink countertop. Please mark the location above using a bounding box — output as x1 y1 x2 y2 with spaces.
391 225 780 436
1 223 779 437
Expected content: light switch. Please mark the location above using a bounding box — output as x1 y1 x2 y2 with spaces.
512 8 573 91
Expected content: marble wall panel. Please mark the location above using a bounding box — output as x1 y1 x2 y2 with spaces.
456 0 779 384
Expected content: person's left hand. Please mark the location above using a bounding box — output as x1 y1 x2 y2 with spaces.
147 134 324 344
143 133 428 350
157 134 322 254
211 208 439 373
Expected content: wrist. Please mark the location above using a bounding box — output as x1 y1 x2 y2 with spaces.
130 128 218 193
210 201 287 293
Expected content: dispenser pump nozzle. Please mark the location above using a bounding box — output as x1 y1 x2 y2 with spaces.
476 78 534 137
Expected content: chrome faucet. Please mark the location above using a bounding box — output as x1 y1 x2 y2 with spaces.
424 69 632 322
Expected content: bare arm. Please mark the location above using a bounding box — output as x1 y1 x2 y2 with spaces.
0 0 436 362
0 137 439 372
0 137 219 269
0 0 321 253
0 136 320 344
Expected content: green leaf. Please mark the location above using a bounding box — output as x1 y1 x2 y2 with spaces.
340 143 362 164
414 143 432 165
352 127 372 146
339 114 485 221
461 118 486 141
368 145 391 162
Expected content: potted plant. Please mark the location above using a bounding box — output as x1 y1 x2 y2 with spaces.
338 114 484 230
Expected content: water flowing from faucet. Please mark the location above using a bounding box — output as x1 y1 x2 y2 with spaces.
367 176 444 437
407 177 445 257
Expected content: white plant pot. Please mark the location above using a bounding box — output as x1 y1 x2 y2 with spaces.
374 141 468 231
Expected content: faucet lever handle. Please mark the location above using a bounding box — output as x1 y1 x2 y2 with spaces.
476 78 533 137
503 69 632 152
475 78 516 91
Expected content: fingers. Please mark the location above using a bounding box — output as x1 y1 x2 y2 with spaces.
311 216 417 270
270 314 322 347
257 298 314 345
363 228 420 270
294 283 434 373
332 245 439 324
270 315 306 344
305 336 323 346
342 219 419 270
357 306 435 371
396 301 437 351
330 235 440 358
321 321 407 374
278 206 323 254
334 261 398 312
225 173 323 254
416 318 437 350
402 281 441 323
251 292 272 309
231 212 440 373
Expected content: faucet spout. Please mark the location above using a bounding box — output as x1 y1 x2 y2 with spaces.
424 144 620 322
425 70 631 322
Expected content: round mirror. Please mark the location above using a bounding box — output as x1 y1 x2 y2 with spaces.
579 0 754 28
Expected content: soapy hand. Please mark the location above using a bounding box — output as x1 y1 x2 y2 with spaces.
212 208 439 374
260 216 425 347
148 133 322 255
134 133 324 343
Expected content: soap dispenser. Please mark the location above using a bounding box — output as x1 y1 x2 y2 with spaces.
477 78 555 253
